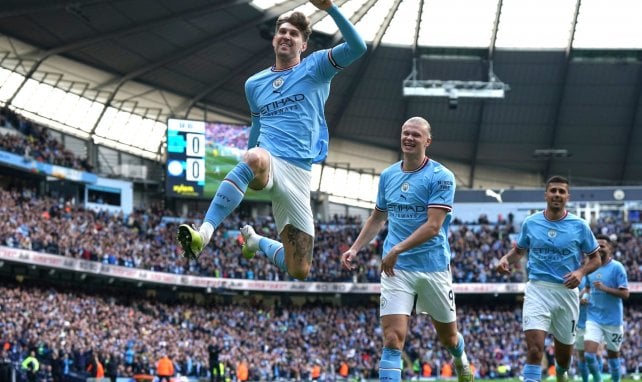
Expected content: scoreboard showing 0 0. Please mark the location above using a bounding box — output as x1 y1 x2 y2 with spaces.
185 133 206 181
165 118 265 201
166 119 206 198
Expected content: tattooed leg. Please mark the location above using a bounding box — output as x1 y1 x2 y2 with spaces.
280 224 313 280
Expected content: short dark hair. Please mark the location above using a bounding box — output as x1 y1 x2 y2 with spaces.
596 234 615 246
545 175 569 190
276 11 312 41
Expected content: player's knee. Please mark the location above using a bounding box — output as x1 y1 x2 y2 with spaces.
288 264 310 281
243 148 268 173
438 332 458 348
383 331 404 349
526 346 544 362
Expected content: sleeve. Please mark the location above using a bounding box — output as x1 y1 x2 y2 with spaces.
325 4 367 69
427 168 454 212
581 224 599 255
375 171 387 212
245 79 261 149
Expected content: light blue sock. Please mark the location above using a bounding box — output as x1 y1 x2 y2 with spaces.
578 360 589 382
204 163 254 228
379 347 402 382
555 362 569 378
523 363 542 382
447 333 465 358
608 358 621 382
259 237 286 272
585 353 602 382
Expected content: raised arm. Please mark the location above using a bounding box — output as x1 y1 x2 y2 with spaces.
310 0 367 67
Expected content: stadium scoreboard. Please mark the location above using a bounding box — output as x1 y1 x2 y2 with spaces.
166 118 206 198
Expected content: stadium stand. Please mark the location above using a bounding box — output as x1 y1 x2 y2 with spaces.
0 108 92 172
1 187 641 283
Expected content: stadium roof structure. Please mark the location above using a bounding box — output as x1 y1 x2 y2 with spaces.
1 0 642 187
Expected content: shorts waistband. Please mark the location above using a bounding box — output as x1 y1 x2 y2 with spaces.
530 280 575 290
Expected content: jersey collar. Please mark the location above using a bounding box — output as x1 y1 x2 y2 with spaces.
543 209 568 221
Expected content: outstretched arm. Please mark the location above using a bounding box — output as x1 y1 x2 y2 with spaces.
310 0 367 68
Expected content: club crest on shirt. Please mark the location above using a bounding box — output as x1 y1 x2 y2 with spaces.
272 77 284 90
401 182 410 192
547 229 557 239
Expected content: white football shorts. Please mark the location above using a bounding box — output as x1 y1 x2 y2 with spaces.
522 280 580 345
263 154 314 237
584 320 624 352
380 268 456 324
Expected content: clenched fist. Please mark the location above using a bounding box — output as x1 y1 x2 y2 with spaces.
310 0 333 11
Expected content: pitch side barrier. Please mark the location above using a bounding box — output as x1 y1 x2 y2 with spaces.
1 246 641 294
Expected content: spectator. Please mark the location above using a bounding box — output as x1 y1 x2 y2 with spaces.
105 353 119 382
156 354 174 382
0 350 13 382
21 350 39 382
86 353 104 379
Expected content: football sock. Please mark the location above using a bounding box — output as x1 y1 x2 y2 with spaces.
203 162 254 240
259 237 287 272
199 222 214 245
608 358 621 382
555 362 568 379
585 353 602 382
448 333 468 366
523 363 542 382
379 347 402 382
577 360 589 382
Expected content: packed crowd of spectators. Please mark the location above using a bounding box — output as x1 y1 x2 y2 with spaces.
1 187 642 283
0 108 92 172
205 122 250 151
1 283 640 382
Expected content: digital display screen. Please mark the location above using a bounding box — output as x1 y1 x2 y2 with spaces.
165 118 268 201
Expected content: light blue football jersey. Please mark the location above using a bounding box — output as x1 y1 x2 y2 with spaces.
244 50 338 170
578 276 589 329
516 211 599 284
376 158 455 272
587 259 628 326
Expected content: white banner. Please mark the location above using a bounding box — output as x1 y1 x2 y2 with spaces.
1 246 640 294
